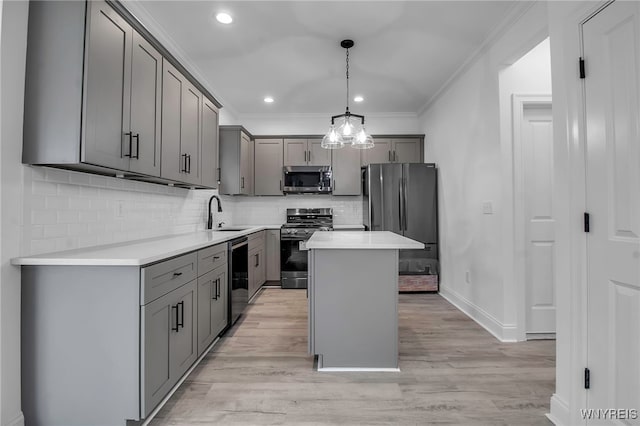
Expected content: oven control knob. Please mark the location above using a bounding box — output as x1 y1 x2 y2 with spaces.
291 229 297 234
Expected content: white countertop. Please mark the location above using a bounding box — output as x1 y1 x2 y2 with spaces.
12 226 276 267
306 231 424 250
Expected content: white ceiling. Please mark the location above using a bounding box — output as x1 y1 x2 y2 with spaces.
130 1 526 117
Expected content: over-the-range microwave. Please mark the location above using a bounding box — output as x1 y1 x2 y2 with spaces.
282 166 332 194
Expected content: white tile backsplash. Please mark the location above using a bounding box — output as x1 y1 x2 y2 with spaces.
25 166 233 255
231 195 363 226
24 166 361 256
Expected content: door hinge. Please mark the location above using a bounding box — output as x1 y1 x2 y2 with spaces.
579 57 586 79
584 367 591 389
584 212 590 233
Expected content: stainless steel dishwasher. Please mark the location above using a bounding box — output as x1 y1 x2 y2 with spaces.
228 236 248 326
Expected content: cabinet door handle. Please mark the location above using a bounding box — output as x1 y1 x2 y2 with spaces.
241 177 245 189
255 253 259 267
388 150 391 162
177 301 184 329
393 151 397 162
187 154 191 174
124 132 133 158
181 153 188 172
212 279 218 300
308 150 311 163
217 167 221 184
304 151 307 162
132 133 140 159
172 304 179 332
216 278 221 298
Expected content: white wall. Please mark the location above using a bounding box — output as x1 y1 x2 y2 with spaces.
498 38 552 339
233 195 362 226
418 2 549 341
24 167 234 255
1 2 28 424
237 112 421 136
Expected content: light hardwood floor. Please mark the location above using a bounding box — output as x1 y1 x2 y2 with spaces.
151 288 554 425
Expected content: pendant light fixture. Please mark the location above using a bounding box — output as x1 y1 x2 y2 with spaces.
321 40 374 150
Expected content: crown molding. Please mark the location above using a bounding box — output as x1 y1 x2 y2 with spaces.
417 1 538 117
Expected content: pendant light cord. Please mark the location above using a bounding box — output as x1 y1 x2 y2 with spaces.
345 48 350 113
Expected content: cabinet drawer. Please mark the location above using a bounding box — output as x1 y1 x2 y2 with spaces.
141 252 197 305
248 231 265 251
198 243 227 277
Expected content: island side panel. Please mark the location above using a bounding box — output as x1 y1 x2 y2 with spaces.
21 265 141 425
312 248 398 369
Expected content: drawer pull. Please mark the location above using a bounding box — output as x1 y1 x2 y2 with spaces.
172 272 183 278
213 256 221 260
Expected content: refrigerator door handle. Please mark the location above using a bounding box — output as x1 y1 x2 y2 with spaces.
402 178 408 232
399 180 404 231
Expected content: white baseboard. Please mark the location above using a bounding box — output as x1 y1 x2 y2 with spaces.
547 394 570 426
5 412 24 426
439 288 517 342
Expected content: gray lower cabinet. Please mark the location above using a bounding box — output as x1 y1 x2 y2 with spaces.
248 231 266 298
265 229 281 281
331 147 362 195
142 279 197 417
21 244 228 425
219 126 254 195
197 265 228 355
254 138 284 195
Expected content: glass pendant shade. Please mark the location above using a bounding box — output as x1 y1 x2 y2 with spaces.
322 39 374 150
321 125 345 149
351 125 374 149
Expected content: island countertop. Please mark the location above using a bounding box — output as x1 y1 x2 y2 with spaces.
306 231 424 250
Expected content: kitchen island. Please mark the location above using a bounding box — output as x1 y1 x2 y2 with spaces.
306 231 424 371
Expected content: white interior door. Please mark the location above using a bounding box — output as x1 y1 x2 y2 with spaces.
583 1 640 421
522 103 556 335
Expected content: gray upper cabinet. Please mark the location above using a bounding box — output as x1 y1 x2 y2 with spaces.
219 126 254 195
308 138 332 166
161 61 203 186
129 33 162 176
22 0 220 188
160 61 183 182
201 99 220 189
331 148 362 195
83 2 132 171
180 80 203 186
361 138 392 165
392 138 422 163
361 137 423 165
254 138 284 195
284 138 331 166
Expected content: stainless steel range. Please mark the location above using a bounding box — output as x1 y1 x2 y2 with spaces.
280 208 333 289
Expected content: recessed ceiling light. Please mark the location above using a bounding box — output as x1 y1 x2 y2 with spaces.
215 12 233 24
354 95 364 103
264 96 274 103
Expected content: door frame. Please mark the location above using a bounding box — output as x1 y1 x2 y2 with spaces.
512 94 553 341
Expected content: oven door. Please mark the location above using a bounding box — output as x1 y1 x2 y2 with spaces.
280 236 309 289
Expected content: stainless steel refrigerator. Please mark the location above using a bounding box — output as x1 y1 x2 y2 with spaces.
363 163 439 292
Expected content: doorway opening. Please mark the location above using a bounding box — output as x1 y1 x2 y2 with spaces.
498 37 553 341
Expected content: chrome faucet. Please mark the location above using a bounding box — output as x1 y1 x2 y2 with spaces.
207 195 223 230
